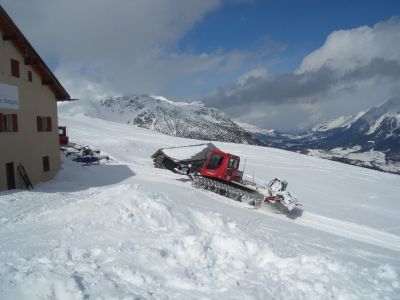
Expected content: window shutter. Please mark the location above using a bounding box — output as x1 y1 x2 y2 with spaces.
47 117 52 131
12 114 18 132
11 59 20 78
37 116 42 132
28 71 32 82
0 114 3 132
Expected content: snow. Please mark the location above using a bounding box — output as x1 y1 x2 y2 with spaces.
312 111 365 132
308 147 400 174
359 97 400 127
58 95 257 145
367 113 388 134
150 95 202 107
160 143 214 161
234 121 276 135
367 113 400 135
1 114 400 299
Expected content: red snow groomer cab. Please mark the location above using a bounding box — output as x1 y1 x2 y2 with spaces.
200 149 243 182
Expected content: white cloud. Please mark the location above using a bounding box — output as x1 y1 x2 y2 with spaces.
2 1 280 100
9 0 222 57
297 17 400 75
237 68 268 86
3 0 248 99
205 18 400 131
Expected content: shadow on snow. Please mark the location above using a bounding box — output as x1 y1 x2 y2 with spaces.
45 163 136 193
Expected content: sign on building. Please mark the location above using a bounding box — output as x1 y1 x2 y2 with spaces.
0 83 19 110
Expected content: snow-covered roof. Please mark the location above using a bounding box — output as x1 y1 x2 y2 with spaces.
153 143 218 162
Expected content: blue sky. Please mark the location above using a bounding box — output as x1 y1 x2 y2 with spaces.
2 0 400 131
176 0 400 92
182 1 399 49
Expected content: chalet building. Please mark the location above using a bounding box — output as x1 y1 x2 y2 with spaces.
0 6 70 191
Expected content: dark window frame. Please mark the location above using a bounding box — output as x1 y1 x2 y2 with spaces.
37 116 52 132
206 154 224 170
0 113 18 132
228 158 239 169
42 156 50 172
11 59 20 78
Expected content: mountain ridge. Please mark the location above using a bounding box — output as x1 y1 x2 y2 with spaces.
250 97 400 174
60 94 262 145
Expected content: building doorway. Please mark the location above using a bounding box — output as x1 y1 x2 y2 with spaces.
6 162 16 190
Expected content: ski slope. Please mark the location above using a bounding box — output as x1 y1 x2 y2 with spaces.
1 114 400 299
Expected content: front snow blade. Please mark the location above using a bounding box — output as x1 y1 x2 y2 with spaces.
275 191 301 211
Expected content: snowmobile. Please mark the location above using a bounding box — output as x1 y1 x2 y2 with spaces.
66 146 110 165
152 145 302 212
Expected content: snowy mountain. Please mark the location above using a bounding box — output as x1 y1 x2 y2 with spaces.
1 113 399 299
311 112 366 132
60 95 260 145
247 97 400 174
308 97 400 171
311 97 400 156
236 121 307 150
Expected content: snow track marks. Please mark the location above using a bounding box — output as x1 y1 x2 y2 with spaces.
259 208 400 253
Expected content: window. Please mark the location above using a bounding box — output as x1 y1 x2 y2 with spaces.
228 157 239 169
0 113 18 132
206 154 224 170
42 156 50 172
11 59 20 78
28 70 32 82
37 116 52 132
